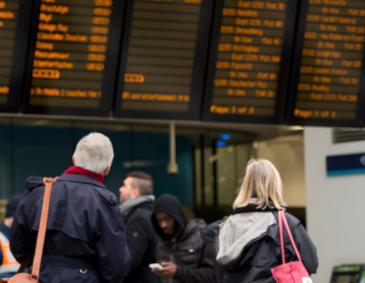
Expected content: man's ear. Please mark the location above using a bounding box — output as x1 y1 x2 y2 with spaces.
131 188 141 198
102 166 111 176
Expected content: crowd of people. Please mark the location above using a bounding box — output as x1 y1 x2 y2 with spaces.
0 132 318 282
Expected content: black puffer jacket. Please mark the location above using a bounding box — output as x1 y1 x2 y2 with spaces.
122 198 159 283
151 194 216 283
214 206 318 283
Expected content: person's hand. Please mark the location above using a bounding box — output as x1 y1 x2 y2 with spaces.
151 261 177 279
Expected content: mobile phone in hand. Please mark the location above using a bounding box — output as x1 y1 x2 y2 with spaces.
149 263 164 271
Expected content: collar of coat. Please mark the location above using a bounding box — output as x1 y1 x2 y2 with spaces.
232 204 278 215
120 194 155 215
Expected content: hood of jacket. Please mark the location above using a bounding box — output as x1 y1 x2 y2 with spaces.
216 205 276 266
177 218 206 243
151 194 188 240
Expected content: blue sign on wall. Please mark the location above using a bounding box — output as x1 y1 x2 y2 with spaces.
326 153 365 176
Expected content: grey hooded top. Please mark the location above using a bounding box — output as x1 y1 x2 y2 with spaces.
215 205 318 283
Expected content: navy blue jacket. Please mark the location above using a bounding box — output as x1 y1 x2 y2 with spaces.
10 174 131 283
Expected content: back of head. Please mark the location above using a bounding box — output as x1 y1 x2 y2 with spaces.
233 159 285 209
6 194 24 218
126 171 153 195
73 132 114 174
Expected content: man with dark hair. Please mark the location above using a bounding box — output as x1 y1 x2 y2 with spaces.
151 194 216 283
119 171 158 283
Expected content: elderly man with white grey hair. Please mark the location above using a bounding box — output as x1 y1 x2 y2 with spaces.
10 132 131 283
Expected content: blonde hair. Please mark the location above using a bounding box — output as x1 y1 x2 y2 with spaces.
233 159 286 209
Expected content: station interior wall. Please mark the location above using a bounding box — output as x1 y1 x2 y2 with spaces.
257 134 306 207
0 122 194 206
305 127 365 283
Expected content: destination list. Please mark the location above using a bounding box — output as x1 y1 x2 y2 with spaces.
208 0 288 118
294 0 365 121
30 0 113 108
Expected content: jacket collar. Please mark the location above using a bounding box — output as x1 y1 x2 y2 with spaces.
120 195 155 215
57 174 106 188
63 166 104 183
232 204 278 215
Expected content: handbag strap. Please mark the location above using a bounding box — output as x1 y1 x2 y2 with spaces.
278 210 302 264
31 177 56 278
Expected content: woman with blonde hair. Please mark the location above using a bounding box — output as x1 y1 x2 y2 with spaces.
215 159 318 283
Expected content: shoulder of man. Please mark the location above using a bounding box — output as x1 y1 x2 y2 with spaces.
179 219 207 241
25 176 44 192
126 201 154 223
201 219 224 243
189 218 207 230
25 175 118 207
85 184 118 206
60 175 119 207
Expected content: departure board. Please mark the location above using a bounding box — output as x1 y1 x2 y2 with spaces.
0 0 32 111
287 0 365 127
23 0 125 116
202 0 298 124
114 0 213 120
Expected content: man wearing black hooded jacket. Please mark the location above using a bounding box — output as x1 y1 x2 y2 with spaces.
151 194 216 283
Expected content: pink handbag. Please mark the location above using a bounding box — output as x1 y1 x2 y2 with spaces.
271 210 313 283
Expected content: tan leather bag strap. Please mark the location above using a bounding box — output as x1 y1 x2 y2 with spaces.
31 177 56 279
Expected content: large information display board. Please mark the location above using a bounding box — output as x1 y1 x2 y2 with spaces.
202 0 298 124
23 0 124 116
287 0 365 127
0 0 32 111
115 0 213 120
3 0 365 127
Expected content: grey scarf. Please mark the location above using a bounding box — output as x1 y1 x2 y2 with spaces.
120 195 155 215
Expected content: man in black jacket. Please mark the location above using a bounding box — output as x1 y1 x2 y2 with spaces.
10 132 131 283
151 194 216 283
119 171 159 283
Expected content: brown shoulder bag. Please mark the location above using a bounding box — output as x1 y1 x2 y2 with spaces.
1 177 55 283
